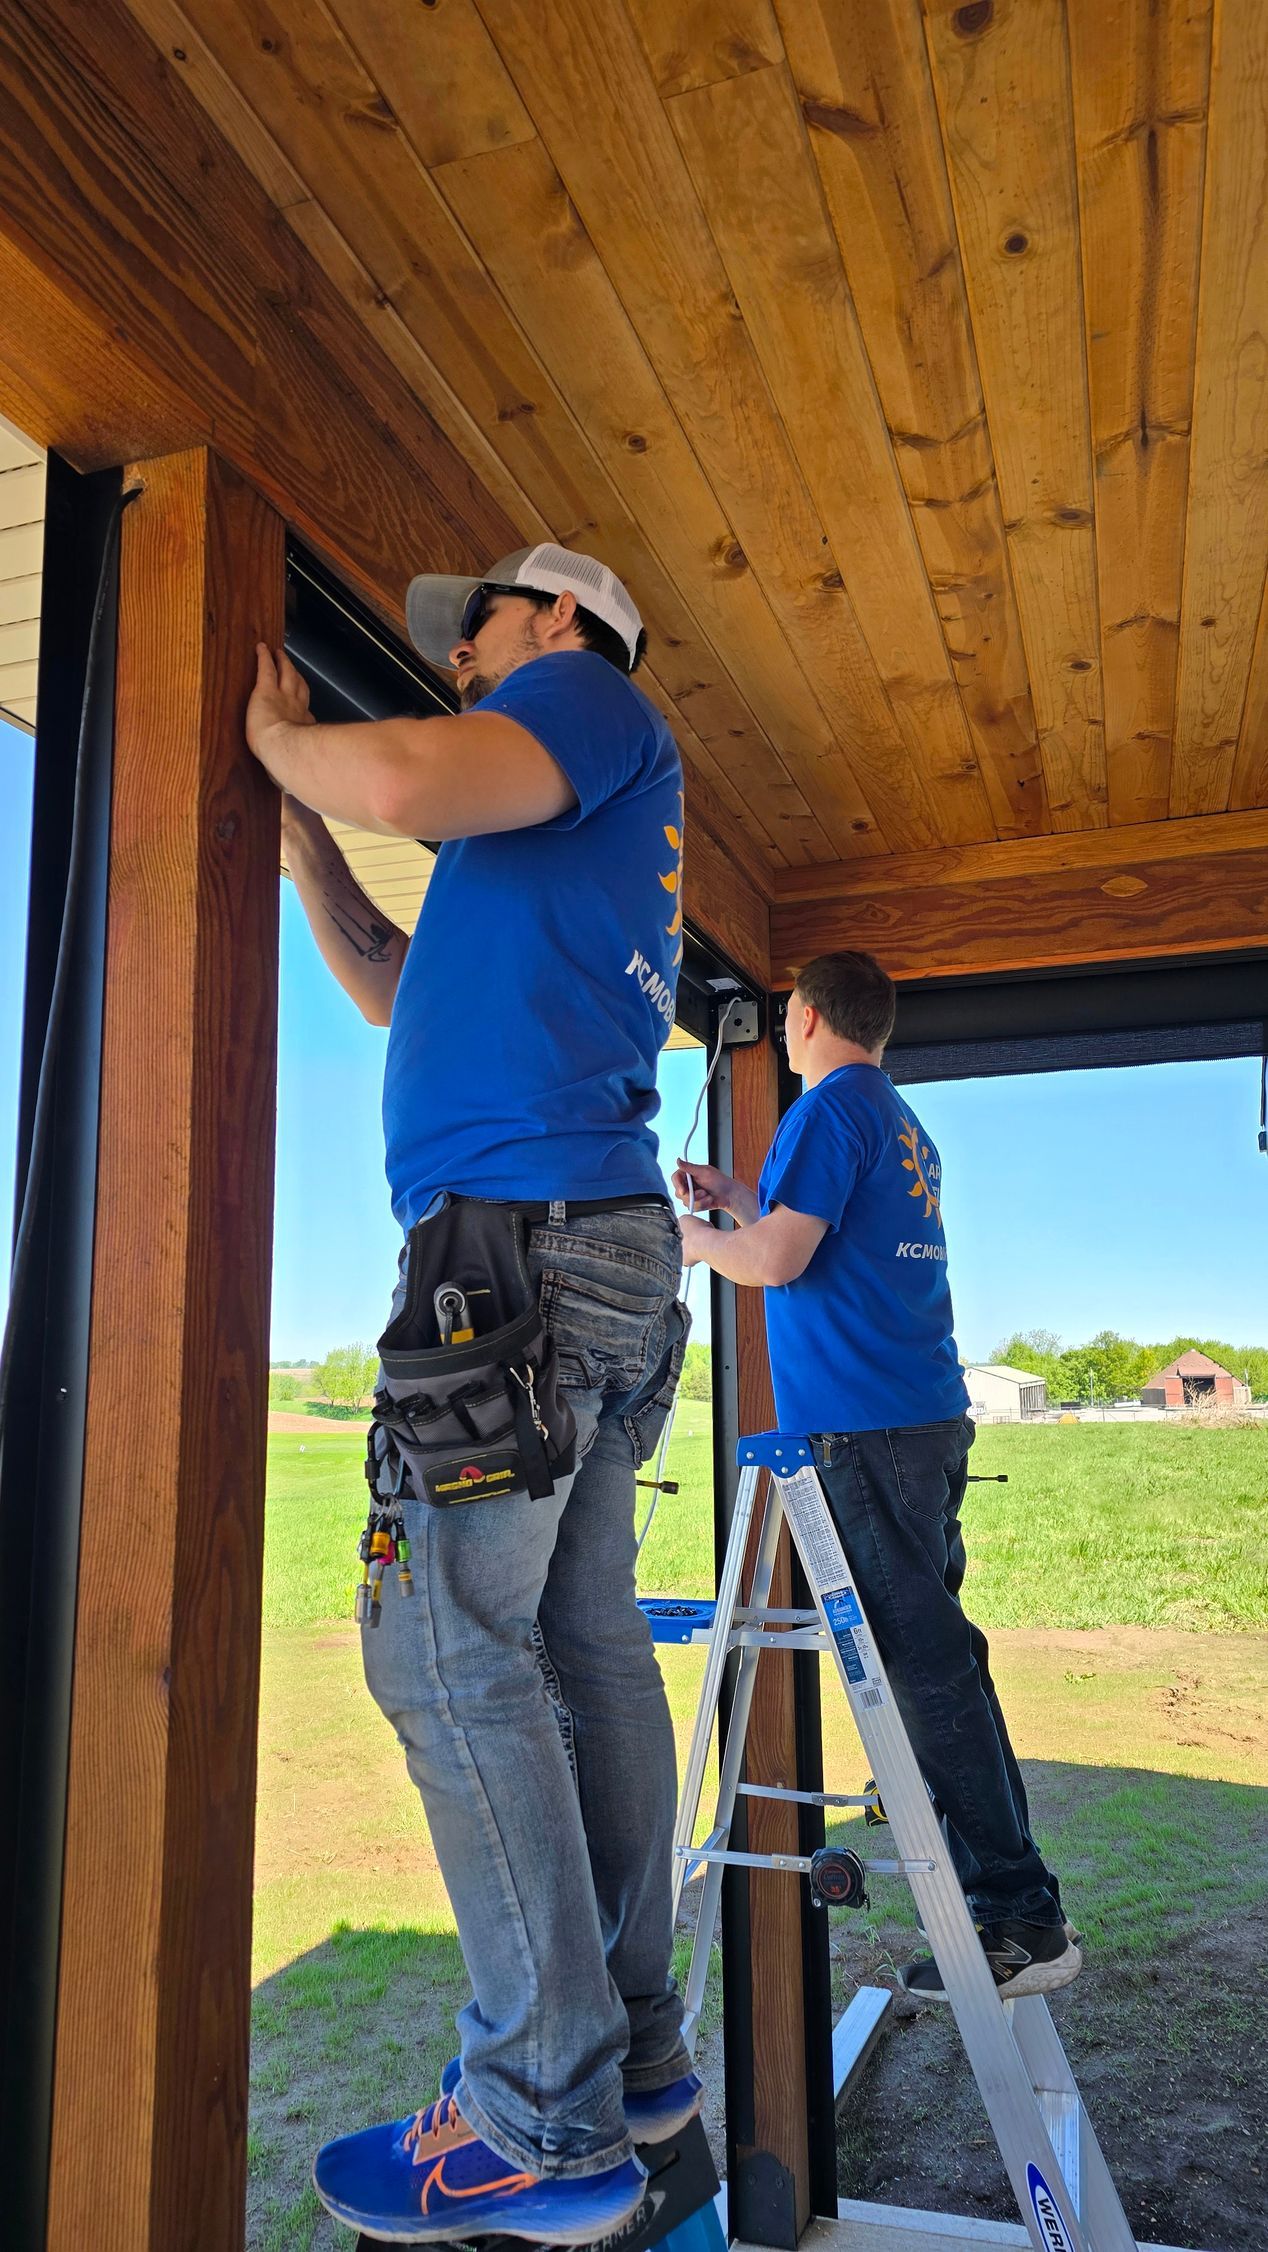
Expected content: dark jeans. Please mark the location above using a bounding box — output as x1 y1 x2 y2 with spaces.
813 1416 1063 1929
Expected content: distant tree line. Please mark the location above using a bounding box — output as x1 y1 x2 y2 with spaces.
990 1330 1268 1404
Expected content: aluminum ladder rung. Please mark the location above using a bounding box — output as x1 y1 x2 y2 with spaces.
729 1625 826 1651
736 1782 877 1810
670 1446 1141 2252
676 1844 934 1878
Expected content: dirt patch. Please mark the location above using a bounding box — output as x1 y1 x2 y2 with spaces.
835 1915 1268 2250
267 1410 369 1435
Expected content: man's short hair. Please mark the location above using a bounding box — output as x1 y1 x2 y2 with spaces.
518 585 647 675
794 951 896 1052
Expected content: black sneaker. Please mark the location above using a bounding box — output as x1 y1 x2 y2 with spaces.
917 1914 1083 1946
902 1917 1082 2001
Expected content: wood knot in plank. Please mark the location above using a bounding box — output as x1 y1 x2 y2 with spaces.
1001 229 1030 257
1100 875 1148 898
801 99 880 141
625 433 649 453
953 1 994 36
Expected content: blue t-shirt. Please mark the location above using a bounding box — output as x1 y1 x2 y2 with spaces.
758 1065 969 1434
383 651 684 1226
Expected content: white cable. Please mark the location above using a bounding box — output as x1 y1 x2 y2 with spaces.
636 996 743 1556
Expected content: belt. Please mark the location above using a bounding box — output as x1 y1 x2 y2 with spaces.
512 1193 674 1224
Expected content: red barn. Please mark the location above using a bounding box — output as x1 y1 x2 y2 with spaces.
1140 1351 1250 1410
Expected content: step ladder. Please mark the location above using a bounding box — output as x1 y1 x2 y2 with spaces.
671 1432 1141 2252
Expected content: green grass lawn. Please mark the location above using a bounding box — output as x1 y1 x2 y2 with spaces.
264 1414 1268 1631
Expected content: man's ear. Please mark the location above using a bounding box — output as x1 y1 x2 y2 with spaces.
547 588 579 642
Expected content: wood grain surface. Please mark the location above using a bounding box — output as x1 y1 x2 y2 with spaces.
46 453 282 2252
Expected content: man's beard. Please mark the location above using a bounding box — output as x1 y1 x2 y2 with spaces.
456 623 543 710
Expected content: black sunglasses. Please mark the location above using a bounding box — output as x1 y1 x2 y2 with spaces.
459 582 546 644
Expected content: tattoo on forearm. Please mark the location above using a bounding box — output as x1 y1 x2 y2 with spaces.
324 900 395 963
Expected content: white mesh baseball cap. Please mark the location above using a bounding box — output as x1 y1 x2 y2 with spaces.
406 542 644 673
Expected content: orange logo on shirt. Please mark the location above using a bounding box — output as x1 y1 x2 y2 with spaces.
660 792 684 968
898 1118 943 1228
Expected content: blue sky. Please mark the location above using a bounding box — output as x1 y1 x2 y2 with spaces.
2 712 1264 1363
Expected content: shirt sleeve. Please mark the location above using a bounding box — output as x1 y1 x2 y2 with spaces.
474 651 658 824
762 1093 867 1231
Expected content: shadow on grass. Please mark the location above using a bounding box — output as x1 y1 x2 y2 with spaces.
826 1762 1268 2252
824 1760 1268 1959
249 1923 469 2252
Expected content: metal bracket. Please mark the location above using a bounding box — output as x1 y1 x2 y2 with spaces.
718 994 761 1046
736 1431 815 1472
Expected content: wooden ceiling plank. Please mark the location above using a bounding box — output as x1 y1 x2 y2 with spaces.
662 56 999 847
922 0 1109 834
474 0 947 854
1169 0 1268 818
322 0 536 169
1068 0 1213 828
432 135 870 864
1229 569 1268 815
630 0 784 98
772 803 1268 901
283 218 797 881
287 204 823 877
775 0 1050 844
142 0 802 874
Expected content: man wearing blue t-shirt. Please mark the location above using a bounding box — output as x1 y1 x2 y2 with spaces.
675 950 1080 2004
246 546 698 2245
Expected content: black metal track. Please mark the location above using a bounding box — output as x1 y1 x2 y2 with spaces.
0 457 123 2251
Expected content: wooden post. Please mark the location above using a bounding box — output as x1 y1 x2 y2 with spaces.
46 451 282 2252
724 1031 815 2248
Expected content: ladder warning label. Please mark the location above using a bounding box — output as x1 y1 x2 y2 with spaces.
822 1591 884 1703
779 1471 852 1592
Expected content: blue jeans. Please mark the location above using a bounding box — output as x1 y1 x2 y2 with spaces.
361 1204 693 2177
814 1417 1063 1929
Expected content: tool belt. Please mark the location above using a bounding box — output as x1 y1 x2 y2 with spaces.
366 1196 577 1511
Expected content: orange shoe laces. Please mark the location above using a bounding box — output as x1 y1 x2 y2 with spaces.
403 2095 467 2159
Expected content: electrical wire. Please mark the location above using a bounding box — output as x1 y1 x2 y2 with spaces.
0 486 140 1442
635 993 744 1555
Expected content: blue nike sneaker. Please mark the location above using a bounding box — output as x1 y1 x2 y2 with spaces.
438 2056 703 2144
313 2093 647 2244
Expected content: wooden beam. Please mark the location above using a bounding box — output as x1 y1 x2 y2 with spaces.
46 450 282 2252
769 810 1268 983
725 1035 813 2247
0 0 515 607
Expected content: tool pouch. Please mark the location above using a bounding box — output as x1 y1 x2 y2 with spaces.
366 1197 577 1510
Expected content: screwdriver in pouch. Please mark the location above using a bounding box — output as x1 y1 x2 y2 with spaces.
434 1282 474 1345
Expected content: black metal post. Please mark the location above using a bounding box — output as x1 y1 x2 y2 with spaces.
0 457 123 2250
